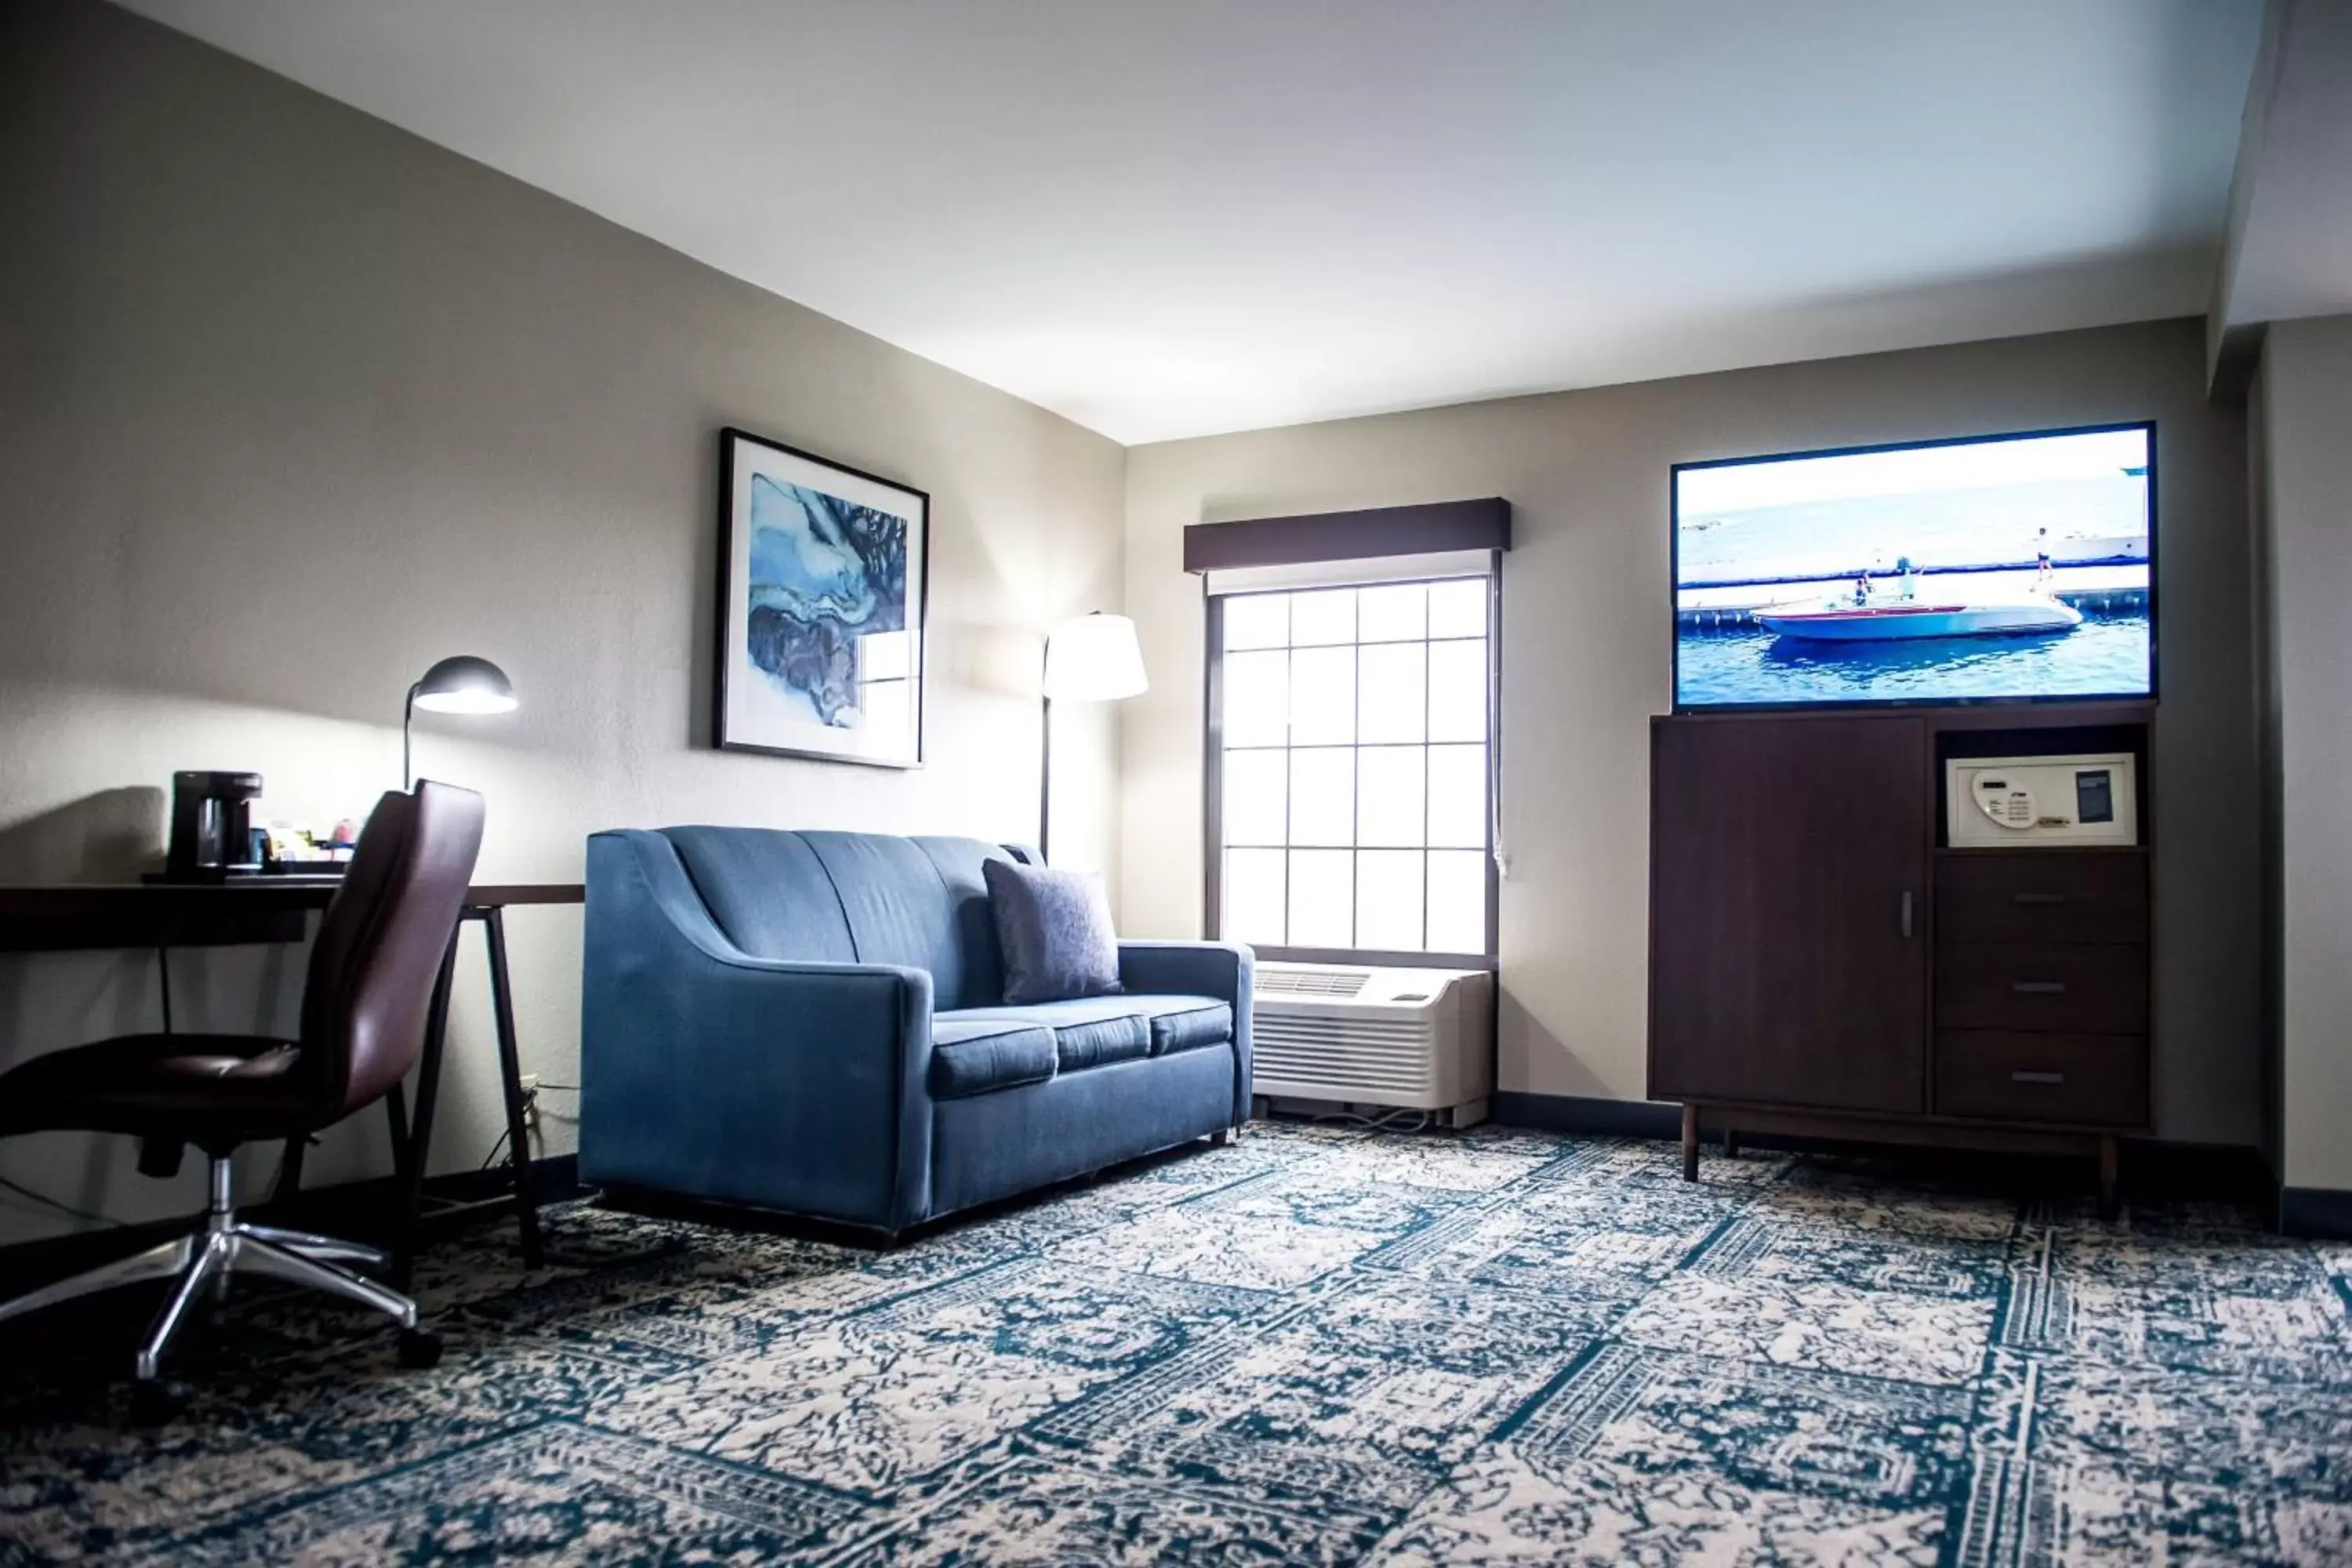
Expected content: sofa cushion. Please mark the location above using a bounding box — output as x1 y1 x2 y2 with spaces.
937 994 1230 1080
1050 1013 1152 1073
929 1019 1057 1100
1150 1002 1234 1056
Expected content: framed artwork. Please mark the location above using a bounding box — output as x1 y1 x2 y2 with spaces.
714 427 929 767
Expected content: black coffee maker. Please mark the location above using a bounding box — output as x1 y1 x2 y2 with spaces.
165 771 264 881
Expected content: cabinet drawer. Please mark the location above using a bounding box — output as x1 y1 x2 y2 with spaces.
1935 942 2149 1033
1936 853 2148 945
1936 1030 2148 1126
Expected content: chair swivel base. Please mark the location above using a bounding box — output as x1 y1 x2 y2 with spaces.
0 1156 426 1381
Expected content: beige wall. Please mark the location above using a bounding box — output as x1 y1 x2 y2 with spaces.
1123 318 2262 1146
2252 314 2352 1191
0 2 1126 1242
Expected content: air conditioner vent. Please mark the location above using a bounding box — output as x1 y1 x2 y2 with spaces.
1246 965 1494 1116
1255 967 1371 998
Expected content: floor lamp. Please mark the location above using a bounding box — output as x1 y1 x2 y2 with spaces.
1040 613 1147 864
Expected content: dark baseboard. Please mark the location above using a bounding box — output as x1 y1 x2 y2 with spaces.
1488 1091 2271 1206
2278 1185 2352 1240
0 1153 581 1295
1490 1091 1682 1139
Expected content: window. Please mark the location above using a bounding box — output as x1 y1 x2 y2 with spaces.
1207 575 1496 961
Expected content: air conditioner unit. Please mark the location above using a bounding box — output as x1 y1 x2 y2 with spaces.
1250 962 1496 1127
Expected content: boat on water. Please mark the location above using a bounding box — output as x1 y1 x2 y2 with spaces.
1755 594 2082 642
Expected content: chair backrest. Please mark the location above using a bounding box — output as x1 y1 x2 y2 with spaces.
302 781 485 1116
655 828 1014 1009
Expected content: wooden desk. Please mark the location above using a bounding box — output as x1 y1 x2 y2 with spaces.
0 880 583 1272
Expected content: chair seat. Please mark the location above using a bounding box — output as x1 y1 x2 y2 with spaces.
0 1034 317 1145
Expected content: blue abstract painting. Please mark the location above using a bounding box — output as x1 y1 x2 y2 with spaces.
744 476 907 726
717 430 927 766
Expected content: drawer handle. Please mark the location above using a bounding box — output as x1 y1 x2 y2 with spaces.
2011 892 2068 906
2012 1070 2067 1085
2012 981 2068 995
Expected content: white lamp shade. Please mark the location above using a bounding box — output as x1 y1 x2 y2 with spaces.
1044 612 1148 701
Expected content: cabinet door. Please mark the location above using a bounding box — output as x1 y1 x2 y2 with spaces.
1649 715 1926 1112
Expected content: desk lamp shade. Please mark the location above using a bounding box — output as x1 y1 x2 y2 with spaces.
405 655 517 788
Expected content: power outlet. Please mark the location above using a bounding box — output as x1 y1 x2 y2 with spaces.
519 1075 543 1145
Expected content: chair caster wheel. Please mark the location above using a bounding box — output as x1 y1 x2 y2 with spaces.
397 1328 444 1370
129 1379 190 1426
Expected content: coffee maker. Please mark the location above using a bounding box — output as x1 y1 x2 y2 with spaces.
165 771 264 881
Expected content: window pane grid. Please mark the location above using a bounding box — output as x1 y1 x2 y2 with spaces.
1214 580 1492 956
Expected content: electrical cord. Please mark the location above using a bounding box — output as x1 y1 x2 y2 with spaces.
0 1174 124 1229
1308 1106 1436 1134
474 1082 583 1170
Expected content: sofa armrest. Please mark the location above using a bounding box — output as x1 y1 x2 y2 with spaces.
1119 939 1253 1125
1118 938 1250 1002
581 830 936 1230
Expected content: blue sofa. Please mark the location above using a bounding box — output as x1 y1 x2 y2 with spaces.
579 827 1252 1235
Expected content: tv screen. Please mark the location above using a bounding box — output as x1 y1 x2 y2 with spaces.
1673 423 2154 711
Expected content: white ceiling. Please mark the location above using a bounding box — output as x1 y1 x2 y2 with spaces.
120 0 2265 444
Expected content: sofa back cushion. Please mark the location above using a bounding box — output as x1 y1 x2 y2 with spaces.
662 826 856 963
908 836 1014 1009
658 827 1014 1011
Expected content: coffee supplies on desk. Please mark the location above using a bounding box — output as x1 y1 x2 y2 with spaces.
165 771 264 881
263 822 355 873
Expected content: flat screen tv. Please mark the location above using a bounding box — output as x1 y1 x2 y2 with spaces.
1672 422 2154 712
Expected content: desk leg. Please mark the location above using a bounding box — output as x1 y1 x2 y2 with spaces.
395 931 460 1284
385 1083 411 1186
273 1134 309 1207
482 908 544 1269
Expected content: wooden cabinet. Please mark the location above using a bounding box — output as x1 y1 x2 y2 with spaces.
1650 705 2154 1210
1649 714 1927 1115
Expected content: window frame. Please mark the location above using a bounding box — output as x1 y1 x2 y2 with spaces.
1202 563 1502 969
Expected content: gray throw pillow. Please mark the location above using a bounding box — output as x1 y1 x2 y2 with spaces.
984 858 1124 1005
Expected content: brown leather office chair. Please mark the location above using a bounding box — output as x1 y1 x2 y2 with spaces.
0 781 485 1388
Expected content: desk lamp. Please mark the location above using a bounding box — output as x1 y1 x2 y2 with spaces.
405 655 517 789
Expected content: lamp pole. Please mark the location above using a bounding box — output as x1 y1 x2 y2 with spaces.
402 684 422 793
1039 690 1054 865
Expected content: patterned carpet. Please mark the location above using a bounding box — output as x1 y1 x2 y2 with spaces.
3 1121 2350 1565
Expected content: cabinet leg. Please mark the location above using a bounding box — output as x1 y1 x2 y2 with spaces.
2097 1134 2121 1221
1722 1127 1739 1159
1681 1104 1700 1182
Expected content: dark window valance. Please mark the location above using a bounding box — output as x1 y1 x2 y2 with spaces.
1182 498 1511 574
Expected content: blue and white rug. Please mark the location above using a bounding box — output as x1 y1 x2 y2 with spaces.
3 1122 2349 1564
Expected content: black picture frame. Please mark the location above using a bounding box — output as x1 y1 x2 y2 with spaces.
713 426 931 768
